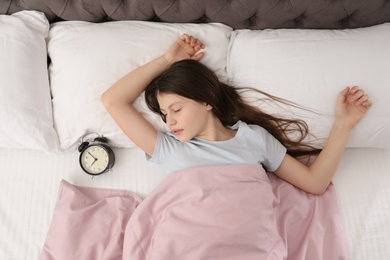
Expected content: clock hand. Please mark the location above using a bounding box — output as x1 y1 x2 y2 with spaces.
91 158 97 166
88 152 97 160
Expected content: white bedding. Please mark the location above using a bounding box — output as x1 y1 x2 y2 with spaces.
0 147 389 259
333 148 390 259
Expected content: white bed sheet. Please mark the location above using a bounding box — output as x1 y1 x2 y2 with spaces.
333 148 390 259
0 147 389 259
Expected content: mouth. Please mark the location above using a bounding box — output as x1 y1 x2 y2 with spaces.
172 129 183 136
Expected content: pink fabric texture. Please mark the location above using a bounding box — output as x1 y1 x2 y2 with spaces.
40 164 348 259
40 181 141 260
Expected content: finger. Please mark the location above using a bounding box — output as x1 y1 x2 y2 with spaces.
180 33 190 42
356 93 372 107
362 99 373 108
187 35 194 43
340 86 350 96
346 86 361 101
193 39 200 47
190 37 197 47
347 86 359 100
194 45 202 52
351 89 366 103
350 85 359 93
355 93 369 105
192 51 205 61
339 86 350 101
193 42 205 52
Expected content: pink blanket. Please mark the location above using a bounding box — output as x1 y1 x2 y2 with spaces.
40 164 348 259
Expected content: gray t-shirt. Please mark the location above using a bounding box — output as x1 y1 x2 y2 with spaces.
148 120 287 174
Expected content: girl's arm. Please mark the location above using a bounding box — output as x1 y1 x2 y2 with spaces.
274 86 372 195
101 34 204 156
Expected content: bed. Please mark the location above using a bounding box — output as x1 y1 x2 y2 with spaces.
1 0 390 259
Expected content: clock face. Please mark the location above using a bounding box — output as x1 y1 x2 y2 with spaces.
80 145 110 174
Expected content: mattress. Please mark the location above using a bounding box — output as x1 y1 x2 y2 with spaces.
1 147 389 259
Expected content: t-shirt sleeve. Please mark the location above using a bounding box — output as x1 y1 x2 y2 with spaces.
146 131 178 165
259 127 287 172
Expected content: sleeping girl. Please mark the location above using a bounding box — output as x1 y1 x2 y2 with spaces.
101 34 372 195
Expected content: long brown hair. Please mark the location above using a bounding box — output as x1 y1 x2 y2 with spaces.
145 59 321 157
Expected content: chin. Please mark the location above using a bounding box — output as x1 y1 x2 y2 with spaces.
177 134 192 143
178 137 189 142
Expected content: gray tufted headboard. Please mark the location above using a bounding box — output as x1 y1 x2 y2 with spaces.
1 0 390 29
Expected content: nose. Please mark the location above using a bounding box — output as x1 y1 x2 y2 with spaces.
165 113 176 126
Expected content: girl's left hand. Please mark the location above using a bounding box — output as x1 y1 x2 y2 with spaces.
336 86 373 129
164 34 205 64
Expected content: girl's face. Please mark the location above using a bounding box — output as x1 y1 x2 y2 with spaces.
157 92 213 142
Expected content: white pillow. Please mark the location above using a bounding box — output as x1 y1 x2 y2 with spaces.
48 21 232 151
227 23 390 149
0 11 58 152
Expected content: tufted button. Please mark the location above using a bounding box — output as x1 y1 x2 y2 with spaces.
339 15 351 28
294 13 305 27
247 13 258 28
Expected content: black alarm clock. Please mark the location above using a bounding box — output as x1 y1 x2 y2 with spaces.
78 134 115 176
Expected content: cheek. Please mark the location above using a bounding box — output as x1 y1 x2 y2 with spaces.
179 104 210 125
179 110 193 124
195 106 212 120
185 111 209 133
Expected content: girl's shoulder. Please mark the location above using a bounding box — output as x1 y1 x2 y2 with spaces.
234 121 281 148
232 120 267 135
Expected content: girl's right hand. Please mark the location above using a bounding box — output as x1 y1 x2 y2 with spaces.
164 34 205 64
335 86 372 130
